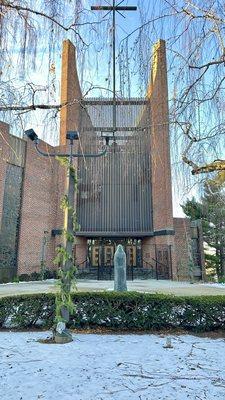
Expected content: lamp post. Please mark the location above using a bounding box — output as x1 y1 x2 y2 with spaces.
40 230 49 280
25 129 107 342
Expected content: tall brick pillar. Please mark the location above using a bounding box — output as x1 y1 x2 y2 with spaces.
143 39 176 279
148 39 173 232
59 39 87 265
60 39 82 145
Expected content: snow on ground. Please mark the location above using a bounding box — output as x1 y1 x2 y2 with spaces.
0 332 225 400
2 279 225 297
203 283 225 288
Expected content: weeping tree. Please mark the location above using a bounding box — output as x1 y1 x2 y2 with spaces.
0 1 224 191
117 0 225 196
0 0 112 143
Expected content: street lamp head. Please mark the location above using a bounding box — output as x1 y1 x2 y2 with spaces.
100 132 110 146
66 131 79 141
25 129 39 143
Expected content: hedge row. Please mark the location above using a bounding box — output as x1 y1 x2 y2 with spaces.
1 292 225 331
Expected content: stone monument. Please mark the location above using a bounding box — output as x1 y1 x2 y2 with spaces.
114 244 127 292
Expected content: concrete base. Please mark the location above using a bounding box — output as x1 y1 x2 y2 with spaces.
54 330 73 344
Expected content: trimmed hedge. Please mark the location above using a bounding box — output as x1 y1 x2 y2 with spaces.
17 270 58 282
1 292 225 331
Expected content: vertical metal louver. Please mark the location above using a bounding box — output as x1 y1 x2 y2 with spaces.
76 98 152 236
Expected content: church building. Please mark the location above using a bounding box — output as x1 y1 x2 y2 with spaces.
0 39 205 282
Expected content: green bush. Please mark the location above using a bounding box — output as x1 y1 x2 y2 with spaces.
0 292 225 331
18 274 30 282
42 269 57 280
30 272 41 281
16 269 57 283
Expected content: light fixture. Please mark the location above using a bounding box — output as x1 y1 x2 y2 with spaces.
66 131 79 141
25 129 39 143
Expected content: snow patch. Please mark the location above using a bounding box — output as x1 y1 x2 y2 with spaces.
1 332 225 399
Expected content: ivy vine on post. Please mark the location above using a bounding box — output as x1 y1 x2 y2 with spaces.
53 155 79 343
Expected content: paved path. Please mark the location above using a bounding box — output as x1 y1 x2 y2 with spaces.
0 279 225 297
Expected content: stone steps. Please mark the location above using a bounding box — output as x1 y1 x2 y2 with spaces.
76 266 164 280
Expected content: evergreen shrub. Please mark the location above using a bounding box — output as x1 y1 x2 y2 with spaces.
0 292 225 331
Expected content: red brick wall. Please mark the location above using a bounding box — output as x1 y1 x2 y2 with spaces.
0 122 9 227
142 235 176 279
0 122 26 227
17 139 59 275
74 237 88 267
0 124 87 276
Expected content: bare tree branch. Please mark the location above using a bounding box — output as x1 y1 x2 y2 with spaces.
1 0 87 45
189 59 225 69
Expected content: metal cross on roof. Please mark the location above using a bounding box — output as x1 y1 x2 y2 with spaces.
91 1 137 140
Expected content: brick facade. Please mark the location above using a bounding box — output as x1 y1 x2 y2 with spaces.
0 126 76 279
0 123 27 280
17 139 59 275
0 122 9 228
0 39 205 282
